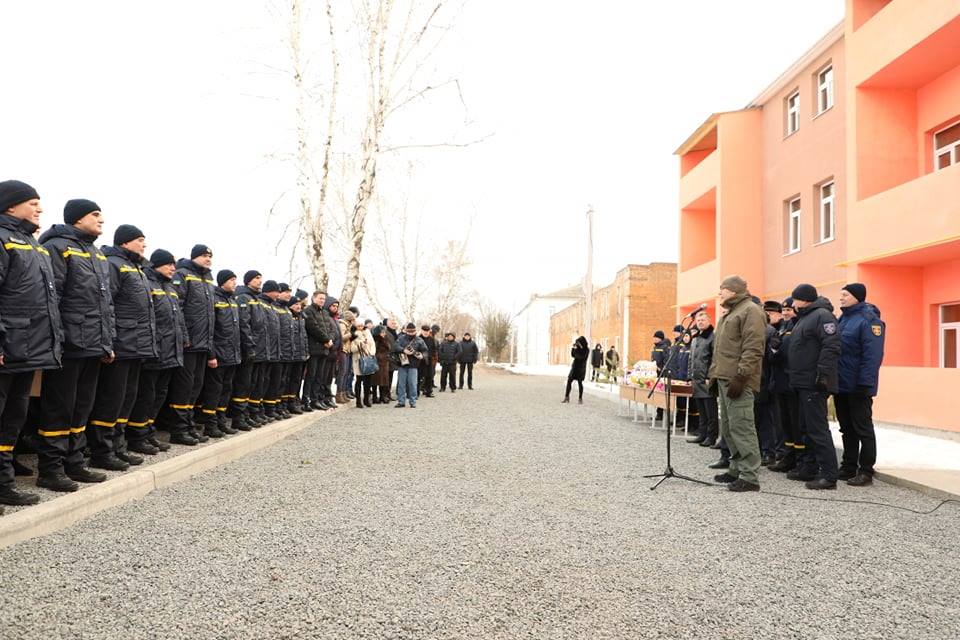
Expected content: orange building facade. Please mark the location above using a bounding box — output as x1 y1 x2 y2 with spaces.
549 263 677 367
676 0 960 434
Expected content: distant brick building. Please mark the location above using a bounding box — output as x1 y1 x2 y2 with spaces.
549 263 677 367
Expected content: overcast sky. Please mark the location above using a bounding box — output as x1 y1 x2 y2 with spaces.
0 0 844 315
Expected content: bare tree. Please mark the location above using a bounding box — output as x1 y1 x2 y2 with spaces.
478 301 512 363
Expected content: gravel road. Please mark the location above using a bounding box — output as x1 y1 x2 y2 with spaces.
2 367 958 639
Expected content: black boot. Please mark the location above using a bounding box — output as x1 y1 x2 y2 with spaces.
302 400 314 413
89 455 130 471
356 396 364 409
127 440 160 456
148 435 171 452
65 465 107 483
36 474 80 493
13 458 34 476
169 432 199 446
116 451 144 466
0 483 42 504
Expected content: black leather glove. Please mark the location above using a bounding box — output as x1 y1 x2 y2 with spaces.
708 379 718 397
726 374 748 400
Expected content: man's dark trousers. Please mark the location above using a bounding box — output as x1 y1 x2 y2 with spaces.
228 359 254 421
777 391 802 466
440 363 456 392
0 372 36 489
797 389 838 481
835 393 876 476
458 362 474 390
88 359 142 458
37 357 101 476
128 368 174 444
158 352 206 435
696 396 719 442
198 364 236 425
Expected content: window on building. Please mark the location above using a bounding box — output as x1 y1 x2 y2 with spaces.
941 303 960 368
934 120 960 171
817 65 834 115
818 181 835 243
786 197 801 253
786 90 800 136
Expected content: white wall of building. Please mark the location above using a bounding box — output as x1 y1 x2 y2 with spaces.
514 295 580 367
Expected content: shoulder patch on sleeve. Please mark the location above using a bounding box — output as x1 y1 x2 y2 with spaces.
871 324 882 337
823 322 836 335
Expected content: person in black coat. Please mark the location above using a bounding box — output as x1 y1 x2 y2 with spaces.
768 298 800 473
231 271 266 427
88 224 158 469
0 181 64 509
283 292 309 413
418 325 437 398
156 245 216 443
303 291 336 410
127 249 187 454
651 330 671 420
563 336 589 404
457 332 479 390
254 280 282 422
590 344 603 381
787 284 841 490
437 332 461 393
756 301 784 466
35 199 115 491
195 270 243 438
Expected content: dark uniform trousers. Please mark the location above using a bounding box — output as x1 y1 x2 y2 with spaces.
696 397 719 442
249 362 269 419
440 364 456 391
88 359 142 458
303 355 323 403
754 399 780 457
228 360 254 420
265 362 284 415
458 362 474 390
37 357 101 475
128 368 174 444
835 393 876 476
285 362 304 405
0 372 35 488
197 364 236 425
319 357 336 402
157 351 207 435
776 392 802 465
796 389 838 481
418 360 435 395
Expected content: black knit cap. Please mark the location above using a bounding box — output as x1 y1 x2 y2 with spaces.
782 297 795 309
190 244 211 259
672 324 684 333
763 300 783 313
842 282 867 302
64 198 100 225
278 282 291 293
295 289 308 301
243 270 261 285
654 330 665 340
217 269 237 287
114 224 145 246
0 180 39 212
405 322 417 331
149 249 175 268
791 283 818 303
262 280 279 293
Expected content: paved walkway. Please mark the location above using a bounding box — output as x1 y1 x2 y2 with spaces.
1 368 958 639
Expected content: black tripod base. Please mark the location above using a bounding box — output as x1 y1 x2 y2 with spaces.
643 467 712 490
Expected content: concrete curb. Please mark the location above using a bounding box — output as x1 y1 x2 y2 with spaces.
0 406 349 550
872 470 960 502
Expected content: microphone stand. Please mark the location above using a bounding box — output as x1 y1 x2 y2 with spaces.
643 315 711 490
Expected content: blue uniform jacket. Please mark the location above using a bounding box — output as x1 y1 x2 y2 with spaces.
837 302 885 396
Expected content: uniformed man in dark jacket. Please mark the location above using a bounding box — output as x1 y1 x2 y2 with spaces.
274 283 295 418
302 291 335 410
258 280 283 422
651 330 671 420
320 297 341 409
787 283 842 490
836 283 885 487
590 344 603 381
230 270 264 428
769 298 802 473
196 270 242 438
457 332 479 390
127 249 186 453
757 301 784 466
0 181 63 509
157 244 216 443
438 332 461 393
283 291 309 413
35 199 114 491
88 224 157 470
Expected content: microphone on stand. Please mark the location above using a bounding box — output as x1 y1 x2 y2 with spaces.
682 302 709 318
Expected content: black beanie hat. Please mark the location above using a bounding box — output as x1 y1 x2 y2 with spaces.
243 270 261 285
782 297 795 309
295 289 308 301
405 322 417 331
673 324 684 333
190 244 211 259
217 269 237 287
114 224 145 246
791 283 818 303
763 300 783 313
842 282 867 302
654 330 665 340
64 198 100 225
0 180 40 212
262 280 279 293
149 249 175 268
278 282 291 293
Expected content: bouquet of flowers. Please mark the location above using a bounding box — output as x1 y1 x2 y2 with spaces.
625 361 663 391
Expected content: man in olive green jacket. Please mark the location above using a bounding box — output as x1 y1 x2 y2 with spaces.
707 275 766 492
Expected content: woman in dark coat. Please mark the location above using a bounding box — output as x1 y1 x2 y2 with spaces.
371 324 394 404
563 336 590 404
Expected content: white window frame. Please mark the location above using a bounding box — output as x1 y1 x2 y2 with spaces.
786 197 801 254
817 65 834 115
933 119 960 171
818 181 835 243
940 304 960 368
786 90 800 136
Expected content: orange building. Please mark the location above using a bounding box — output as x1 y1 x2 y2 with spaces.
549 263 676 367
675 0 960 433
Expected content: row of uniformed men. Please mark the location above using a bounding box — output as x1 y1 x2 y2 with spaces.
0 180 313 512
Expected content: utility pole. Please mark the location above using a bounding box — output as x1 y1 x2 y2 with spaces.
584 206 594 345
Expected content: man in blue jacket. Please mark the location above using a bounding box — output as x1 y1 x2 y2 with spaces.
836 283 885 487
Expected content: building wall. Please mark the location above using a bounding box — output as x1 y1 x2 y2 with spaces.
514 295 581 367
550 263 677 367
